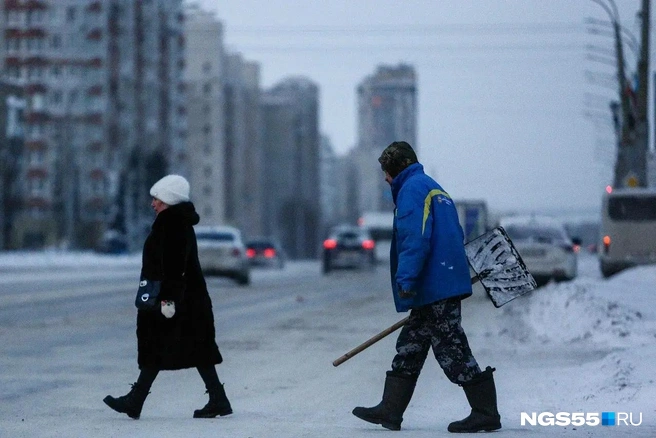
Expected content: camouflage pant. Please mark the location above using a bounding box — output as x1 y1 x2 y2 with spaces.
391 298 481 385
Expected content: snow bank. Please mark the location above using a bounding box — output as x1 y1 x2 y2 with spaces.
0 250 141 270
500 278 652 347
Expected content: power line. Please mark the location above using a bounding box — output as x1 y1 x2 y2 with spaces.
223 22 585 35
226 42 584 53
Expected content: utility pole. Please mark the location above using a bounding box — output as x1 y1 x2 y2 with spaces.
614 0 650 188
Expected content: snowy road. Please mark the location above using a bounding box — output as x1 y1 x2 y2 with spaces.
0 252 654 437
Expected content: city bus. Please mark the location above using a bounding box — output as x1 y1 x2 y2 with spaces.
599 186 656 277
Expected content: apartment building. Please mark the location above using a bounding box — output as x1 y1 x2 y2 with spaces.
183 4 226 226
261 77 320 259
1 0 185 249
355 63 417 213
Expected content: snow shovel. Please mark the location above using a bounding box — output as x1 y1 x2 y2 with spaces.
332 226 536 367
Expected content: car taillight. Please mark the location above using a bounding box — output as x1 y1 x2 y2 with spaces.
362 239 375 250
603 235 611 254
246 248 256 258
264 248 276 258
559 243 575 253
232 248 241 257
323 239 337 250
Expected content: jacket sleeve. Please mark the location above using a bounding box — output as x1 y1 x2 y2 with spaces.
159 221 188 302
395 182 432 292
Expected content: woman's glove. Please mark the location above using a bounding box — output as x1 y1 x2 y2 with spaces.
161 300 176 318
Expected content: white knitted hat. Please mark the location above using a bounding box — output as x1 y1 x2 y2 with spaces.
150 174 190 205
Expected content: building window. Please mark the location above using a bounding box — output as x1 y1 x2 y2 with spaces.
6 38 20 53
27 38 45 53
203 124 211 135
203 185 212 196
203 62 211 73
91 179 103 195
31 93 45 111
29 150 45 165
67 6 76 22
7 10 22 25
51 65 62 77
50 90 63 106
203 143 212 155
51 34 62 49
69 90 78 106
27 66 44 80
204 166 212 177
6 66 20 79
28 177 46 195
203 83 212 93
204 206 213 217
27 9 45 25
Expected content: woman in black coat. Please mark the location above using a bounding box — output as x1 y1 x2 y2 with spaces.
104 174 231 419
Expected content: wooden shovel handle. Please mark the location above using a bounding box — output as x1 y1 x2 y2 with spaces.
332 275 481 367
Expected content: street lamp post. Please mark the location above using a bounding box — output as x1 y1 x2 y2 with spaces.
590 0 650 188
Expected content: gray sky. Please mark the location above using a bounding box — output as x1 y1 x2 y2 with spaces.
192 0 652 214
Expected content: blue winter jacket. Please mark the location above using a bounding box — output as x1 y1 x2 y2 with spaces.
389 163 472 312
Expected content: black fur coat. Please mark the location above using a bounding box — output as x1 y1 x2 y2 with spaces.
136 202 223 370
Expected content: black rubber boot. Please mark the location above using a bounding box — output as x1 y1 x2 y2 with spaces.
103 383 150 419
352 371 417 431
448 366 501 433
193 383 233 418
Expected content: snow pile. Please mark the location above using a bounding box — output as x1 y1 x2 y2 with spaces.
499 275 654 347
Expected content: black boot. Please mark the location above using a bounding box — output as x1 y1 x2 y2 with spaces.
352 371 417 431
103 383 150 419
193 383 233 418
448 366 501 433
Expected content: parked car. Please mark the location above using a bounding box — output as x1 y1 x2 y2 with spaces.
500 216 580 286
195 225 250 285
322 225 376 274
245 238 286 269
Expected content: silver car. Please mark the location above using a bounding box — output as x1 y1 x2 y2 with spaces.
195 225 250 285
500 216 579 286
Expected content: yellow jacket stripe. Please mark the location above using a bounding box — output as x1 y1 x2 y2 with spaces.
422 189 451 235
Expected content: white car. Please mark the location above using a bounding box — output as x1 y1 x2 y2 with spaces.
499 216 579 285
195 225 250 285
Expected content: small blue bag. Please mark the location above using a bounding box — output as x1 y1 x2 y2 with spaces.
135 277 161 311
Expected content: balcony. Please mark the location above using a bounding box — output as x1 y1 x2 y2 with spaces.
87 141 103 152
89 169 104 180
24 111 48 123
86 1 102 13
25 83 47 94
5 0 47 10
87 85 103 96
87 28 102 41
25 139 47 150
26 167 47 178
26 197 50 209
87 113 103 125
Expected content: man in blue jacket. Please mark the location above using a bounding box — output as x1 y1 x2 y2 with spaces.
352 142 501 433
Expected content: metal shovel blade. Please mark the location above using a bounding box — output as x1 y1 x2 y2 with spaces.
465 226 537 308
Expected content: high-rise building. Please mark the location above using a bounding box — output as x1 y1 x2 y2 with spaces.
261 77 320 259
356 64 417 212
1 0 186 249
224 52 264 238
184 4 226 226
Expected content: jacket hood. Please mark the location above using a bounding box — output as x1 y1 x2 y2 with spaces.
390 162 424 204
153 201 200 229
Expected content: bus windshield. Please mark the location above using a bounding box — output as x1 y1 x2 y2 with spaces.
608 196 656 221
